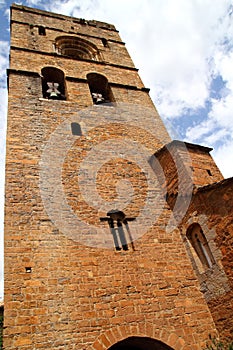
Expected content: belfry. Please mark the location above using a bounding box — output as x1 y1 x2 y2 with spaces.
4 4 233 349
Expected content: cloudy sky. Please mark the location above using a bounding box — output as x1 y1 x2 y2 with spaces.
0 0 233 299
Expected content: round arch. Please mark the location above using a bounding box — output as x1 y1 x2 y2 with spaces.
41 66 66 100
55 36 101 61
108 336 174 350
86 72 115 104
186 222 215 272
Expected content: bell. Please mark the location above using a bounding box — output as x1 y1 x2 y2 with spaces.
47 82 61 99
49 91 58 99
92 92 105 104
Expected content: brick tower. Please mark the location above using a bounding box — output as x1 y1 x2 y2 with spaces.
4 4 228 349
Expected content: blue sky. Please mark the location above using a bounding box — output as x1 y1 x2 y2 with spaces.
0 0 233 299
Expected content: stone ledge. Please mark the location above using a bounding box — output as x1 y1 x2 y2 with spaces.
10 46 138 71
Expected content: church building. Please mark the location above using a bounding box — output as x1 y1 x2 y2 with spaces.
4 4 233 349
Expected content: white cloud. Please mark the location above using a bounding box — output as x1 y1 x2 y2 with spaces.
25 0 44 5
144 0 232 117
0 40 9 83
204 128 229 146
43 0 233 127
185 119 215 143
212 139 233 178
0 87 7 132
210 94 233 130
4 8 10 23
182 10 233 174
46 0 94 17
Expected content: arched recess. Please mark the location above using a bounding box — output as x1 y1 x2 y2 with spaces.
55 36 101 61
90 325 186 350
87 73 114 104
187 223 214 271
108 337 174 350
41 67 66 100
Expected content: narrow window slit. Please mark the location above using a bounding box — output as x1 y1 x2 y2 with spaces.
102 38 109 47
38 26 46 35
187 223 215 271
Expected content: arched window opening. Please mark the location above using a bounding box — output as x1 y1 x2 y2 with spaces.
55 36 100 61
100 210 136 251
71 122 82 136
108 336 174 350
87 73 114 105
187 224 214 270
38 26 46 36
41 67 66 100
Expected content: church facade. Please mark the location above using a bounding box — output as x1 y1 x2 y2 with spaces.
4 4 233 349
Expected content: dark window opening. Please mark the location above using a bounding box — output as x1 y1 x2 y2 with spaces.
187 223 215 270
41 67 66 100
207 169 213 176
100 210 135 251
102 38 109 47
38 26 46 36
87 73 114 105
25 267 32 273
71 122 82 136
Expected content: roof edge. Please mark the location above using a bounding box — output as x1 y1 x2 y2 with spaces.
153 139 213 158
11 3 117 32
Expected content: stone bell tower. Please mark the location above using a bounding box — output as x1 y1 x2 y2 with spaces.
4 4 220 349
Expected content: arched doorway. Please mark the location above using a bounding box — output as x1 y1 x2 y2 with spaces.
108 336 174 350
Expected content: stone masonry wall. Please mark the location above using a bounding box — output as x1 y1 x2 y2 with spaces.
153 140 232 339
180 179 233 340
4 4 219 349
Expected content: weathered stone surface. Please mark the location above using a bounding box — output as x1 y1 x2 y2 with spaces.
5 3 232 350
